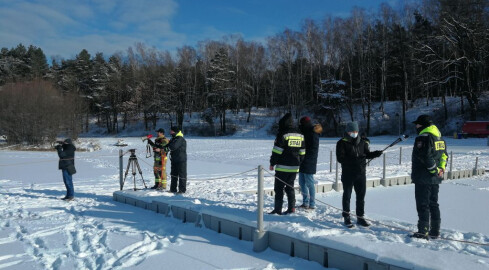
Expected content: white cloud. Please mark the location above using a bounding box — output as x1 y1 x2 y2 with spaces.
0 0 183 59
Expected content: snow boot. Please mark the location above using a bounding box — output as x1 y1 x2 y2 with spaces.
150 183 159 189
299 204 308 209
357 216 371 227
282 208 295 215
410 232 429 240
268 209 282 215
344 216 354 228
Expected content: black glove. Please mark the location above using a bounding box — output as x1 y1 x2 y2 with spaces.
372 150 383 158
55 145 62 150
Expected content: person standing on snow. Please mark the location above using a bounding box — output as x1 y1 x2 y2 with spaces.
336 122 382 227
145 128 169 190
269 113 305 215
55 138 76 201
410 115 447 239
298 116 322 210
166 126 187 194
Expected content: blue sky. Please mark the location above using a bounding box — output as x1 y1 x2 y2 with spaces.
0 0 401 60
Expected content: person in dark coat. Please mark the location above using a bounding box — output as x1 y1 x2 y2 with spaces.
298 116 322 210
269 113 305 215
411 115 448 239
166 126 187 193
336 122 382 227
55 138 76 201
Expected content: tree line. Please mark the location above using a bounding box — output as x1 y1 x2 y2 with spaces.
0 0 488 143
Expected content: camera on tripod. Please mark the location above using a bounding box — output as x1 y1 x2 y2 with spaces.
128 149 136 155
121 148 147 190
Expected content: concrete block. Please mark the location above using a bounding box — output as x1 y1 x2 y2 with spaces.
154 201 170 216
220 219 241 238
467 169 473 178
171 206 199 223
308 243 328 267
328 249 367 270
202 213 212 228
269 232 293 255
318 183 333 193
135 199 149 209
148 201 158 212
364 260 389 270
390 178 399 186
405 177 412 184
293 239 309 260
113 193 125 203
125 197 137 207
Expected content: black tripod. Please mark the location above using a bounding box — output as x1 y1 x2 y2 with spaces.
123 149 147 190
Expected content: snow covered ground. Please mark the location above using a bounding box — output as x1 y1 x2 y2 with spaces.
1 136 489 269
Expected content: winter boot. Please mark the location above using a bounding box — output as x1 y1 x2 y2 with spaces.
150 183 159 189
268 209 282 215
344 216 353 228
410 232 429 239
282 208 295 215
357 216 371 227
429 219 441 239
299 204 308 209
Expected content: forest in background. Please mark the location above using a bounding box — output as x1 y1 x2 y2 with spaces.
0 0 488 144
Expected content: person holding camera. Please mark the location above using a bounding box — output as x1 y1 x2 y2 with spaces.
166 126 187 194
410 115 448 239
336 122 382 227
144 128 170 190
55 138 76 201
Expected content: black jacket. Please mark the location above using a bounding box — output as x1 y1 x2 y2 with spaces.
336 135 376 178
167 131 187 163
56 140 76 174
270 114 305 173
411 125 448 184
299 123 322 174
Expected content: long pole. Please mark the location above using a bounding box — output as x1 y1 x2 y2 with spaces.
330 151 333 172
119 149 123 190
257 165 264 233
399 147 402 165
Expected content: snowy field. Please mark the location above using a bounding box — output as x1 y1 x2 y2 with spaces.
1 136 489 269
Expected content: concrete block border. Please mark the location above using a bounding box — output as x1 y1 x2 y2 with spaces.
113 167 484 269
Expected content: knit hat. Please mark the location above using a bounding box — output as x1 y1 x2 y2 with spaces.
345 121 359 133
155 128 165 134
170 126 180 133
300 116 311 126
412 115 432 127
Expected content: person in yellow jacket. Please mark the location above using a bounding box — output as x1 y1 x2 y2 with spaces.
410 115 448 239
145 128 169 190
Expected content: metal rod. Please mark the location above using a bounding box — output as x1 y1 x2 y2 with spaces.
119 149 123 190
399 147 402 165
475 157 479 170
335 159 339 185
383 153 386 181
257 165 264 233
330 151 333 172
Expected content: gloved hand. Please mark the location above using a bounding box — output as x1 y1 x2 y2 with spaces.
55 144 62 150
372 150 383 158
430 167 444 178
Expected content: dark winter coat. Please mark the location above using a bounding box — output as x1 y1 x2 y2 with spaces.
336 135 377 179
56 139 76 175
167 131 187 163
411 125 448 184
299 123 322 174
270 113 305 173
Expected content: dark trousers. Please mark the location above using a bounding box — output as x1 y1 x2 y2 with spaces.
62 169 74 197
273 171 297 212
170 161 187 193
415 183 440 234
341 174 366 217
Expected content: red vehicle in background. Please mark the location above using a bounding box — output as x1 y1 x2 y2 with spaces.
461 121 489 138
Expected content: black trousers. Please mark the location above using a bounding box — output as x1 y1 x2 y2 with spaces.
415 183 440 234
273 171 297 212
341 174 366 218
170 161 187 193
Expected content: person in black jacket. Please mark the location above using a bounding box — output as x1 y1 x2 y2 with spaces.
336 122 382 227
55 138 76 201
166 126 187 193
411 115 448 239
298 116 322 210
269 113 305 215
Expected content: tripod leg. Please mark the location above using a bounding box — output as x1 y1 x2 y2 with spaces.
122 158 132 190
132 160 137 191
135 160 147 189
